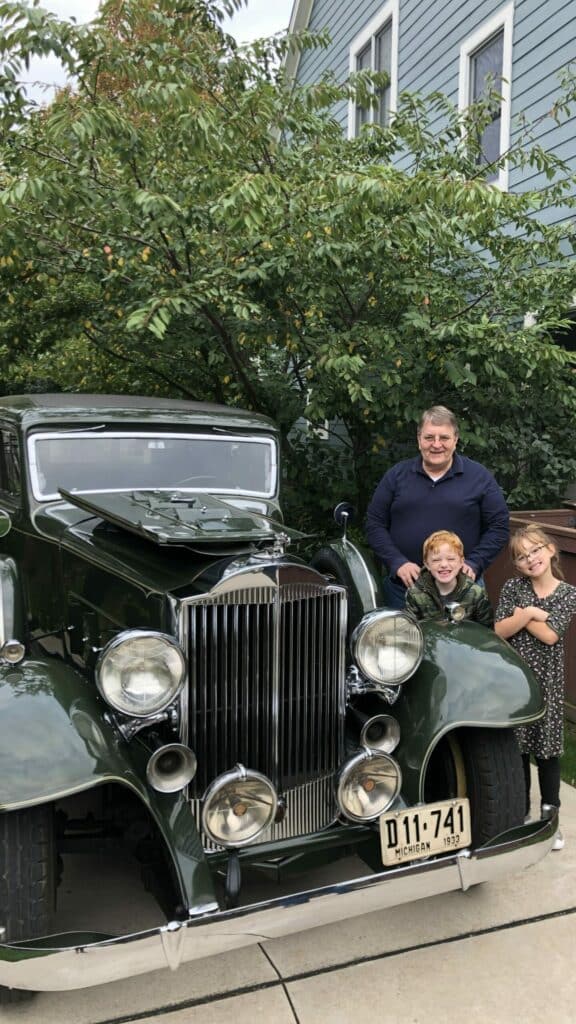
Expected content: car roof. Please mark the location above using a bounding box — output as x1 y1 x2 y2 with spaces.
0 394 277 434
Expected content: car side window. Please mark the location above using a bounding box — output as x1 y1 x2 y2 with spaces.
0 428 21 497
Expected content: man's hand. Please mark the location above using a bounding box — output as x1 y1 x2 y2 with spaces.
462 563 476 580
396 562 421 587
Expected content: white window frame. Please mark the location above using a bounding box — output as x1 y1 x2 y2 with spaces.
458 3 514 191
348 0 399 139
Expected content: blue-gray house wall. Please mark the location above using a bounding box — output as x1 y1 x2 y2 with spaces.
289 0 576 229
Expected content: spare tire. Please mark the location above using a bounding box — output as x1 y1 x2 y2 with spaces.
311 546 365 636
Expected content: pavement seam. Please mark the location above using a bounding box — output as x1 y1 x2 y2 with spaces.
258 941 302 1024
91 904 576 1024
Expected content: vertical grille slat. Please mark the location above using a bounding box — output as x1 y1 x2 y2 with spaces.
184 570 346 845
241 603 251 773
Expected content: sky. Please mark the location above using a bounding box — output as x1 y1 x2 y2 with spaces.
25 0 295 101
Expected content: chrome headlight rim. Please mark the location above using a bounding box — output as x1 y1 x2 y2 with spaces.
445 601 467 623
96 629 186 719
351 609 424 685
0 639 26 665
202 765 278 849
337 748 402 823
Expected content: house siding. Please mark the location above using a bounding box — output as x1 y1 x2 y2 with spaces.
292 0 576 226
296 0 392 125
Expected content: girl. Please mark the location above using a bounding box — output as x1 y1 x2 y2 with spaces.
495 526 576 851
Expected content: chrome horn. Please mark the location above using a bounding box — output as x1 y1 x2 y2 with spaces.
348 702 401 754
146 742 197 794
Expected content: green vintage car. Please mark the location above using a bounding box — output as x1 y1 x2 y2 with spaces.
0 394 555 1001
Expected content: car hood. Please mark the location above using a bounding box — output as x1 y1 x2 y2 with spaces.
58 488 306 547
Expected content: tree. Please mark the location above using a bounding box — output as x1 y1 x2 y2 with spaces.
1 0 576 529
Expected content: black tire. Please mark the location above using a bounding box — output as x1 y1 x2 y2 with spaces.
0 804 55 1005
425 728 524 845
310 546 365 635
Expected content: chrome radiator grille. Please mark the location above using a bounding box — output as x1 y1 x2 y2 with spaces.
182 567 347 799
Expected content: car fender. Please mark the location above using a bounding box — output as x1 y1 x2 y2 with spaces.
0 655 145 810
392 620 544 803
316 538 384 627
0 656 216 911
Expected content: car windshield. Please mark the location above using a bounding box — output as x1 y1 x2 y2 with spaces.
28 432 277 501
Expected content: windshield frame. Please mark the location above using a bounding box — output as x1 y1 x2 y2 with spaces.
27 430 278 503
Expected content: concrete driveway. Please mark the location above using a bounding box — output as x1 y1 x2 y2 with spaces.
4 781 575 1024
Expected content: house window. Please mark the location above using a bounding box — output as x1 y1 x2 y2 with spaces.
349 0 398 138
458 4 514 190
471 31 504 169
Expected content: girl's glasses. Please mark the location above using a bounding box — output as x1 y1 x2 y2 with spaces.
514 544 546 565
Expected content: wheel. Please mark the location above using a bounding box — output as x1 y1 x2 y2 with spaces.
424 728 524 845
0 805 55 1005
310 546 364 635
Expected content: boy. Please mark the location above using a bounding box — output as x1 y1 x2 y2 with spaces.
405 530 494 625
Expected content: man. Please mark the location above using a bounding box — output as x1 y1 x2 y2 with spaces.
365 406 509 608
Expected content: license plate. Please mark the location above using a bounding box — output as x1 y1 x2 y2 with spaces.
379 798 471 866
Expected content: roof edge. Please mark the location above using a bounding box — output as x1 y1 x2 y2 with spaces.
283 0 314 85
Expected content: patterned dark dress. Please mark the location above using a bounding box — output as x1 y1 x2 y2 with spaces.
495 577 576 758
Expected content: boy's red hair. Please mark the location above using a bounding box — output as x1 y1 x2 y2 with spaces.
423 530 464 561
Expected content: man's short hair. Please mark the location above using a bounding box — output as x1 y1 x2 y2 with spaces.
418 406 459 436
423 530 464 561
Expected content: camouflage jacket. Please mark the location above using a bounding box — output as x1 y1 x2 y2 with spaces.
405 569 494 626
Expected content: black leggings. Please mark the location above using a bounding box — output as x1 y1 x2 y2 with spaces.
522 754 561 812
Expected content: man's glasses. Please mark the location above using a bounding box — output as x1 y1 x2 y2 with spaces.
420 435 455 446
514 544 546 565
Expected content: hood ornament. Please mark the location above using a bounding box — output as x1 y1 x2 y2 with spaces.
271 531 291 557
250 530 291 561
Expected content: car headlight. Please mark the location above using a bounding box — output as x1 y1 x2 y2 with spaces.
337 749 401 822
96 630 186 717
202 766 278 848
351 610 423 685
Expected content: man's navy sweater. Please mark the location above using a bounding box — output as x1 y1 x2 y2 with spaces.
365 453 509 577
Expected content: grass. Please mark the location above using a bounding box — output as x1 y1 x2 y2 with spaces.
562 718 576 786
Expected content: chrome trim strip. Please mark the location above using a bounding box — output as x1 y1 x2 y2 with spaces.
342 538 379 608
0 816 555 993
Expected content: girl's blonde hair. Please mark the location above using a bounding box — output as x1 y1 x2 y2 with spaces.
423 530 464 561
510 525 564 581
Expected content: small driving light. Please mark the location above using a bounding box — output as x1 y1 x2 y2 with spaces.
202 765 278 848
337 749 401 822
0 639 25 664
445 602 466 623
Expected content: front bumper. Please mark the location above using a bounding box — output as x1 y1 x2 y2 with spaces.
0 814 556 993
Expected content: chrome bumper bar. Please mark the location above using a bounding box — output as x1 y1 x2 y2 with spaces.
0 815 556 993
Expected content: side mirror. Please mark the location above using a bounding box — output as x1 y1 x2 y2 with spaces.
333 502 356 540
